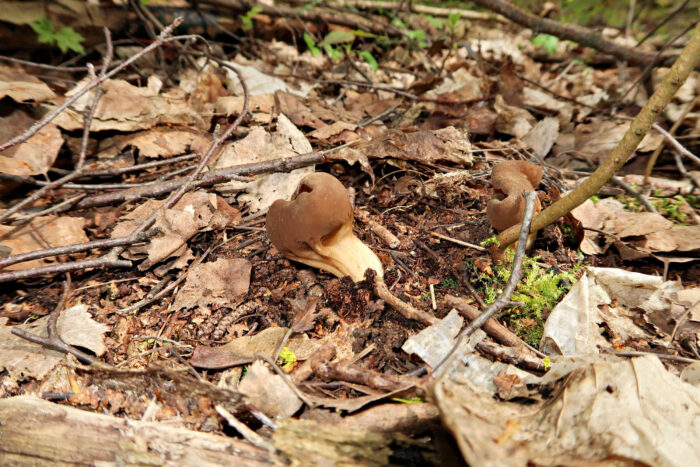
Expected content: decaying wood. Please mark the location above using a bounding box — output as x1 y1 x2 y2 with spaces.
0 396 279 466
443 294 528 349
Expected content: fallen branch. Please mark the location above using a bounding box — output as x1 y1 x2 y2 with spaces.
68 152 325 211
470 0 670 68
497 20 700 249
0 396 276 465
375 280 438 325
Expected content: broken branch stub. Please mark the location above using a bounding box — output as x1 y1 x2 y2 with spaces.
266 172 384 282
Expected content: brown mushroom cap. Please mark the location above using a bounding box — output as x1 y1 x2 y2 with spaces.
266 172 384 282
487 160 542 232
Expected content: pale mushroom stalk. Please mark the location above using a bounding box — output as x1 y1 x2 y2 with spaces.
301 223 385 282
266 172 384 283
267 172 437 326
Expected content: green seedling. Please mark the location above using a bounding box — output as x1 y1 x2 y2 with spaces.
440 277 458 289
240 7 263 31
531 34 559 54
30 17 85 54
315 30 379 72
303 32 322 56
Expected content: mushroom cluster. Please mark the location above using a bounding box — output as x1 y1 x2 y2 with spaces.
487 160 542 232
265 172 384 282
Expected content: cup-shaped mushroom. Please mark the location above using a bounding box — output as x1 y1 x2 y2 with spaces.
487 160 542 232
266 172 384 282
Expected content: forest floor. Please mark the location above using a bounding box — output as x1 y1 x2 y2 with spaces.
0 1 699 465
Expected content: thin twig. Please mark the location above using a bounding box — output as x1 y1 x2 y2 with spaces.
433 191 538 377
0 229 158 270
0 258 132 283
375 280 437 325
643 96 697 184
610 176 657 213
11 280 100 365
255 352 316 408
215 405 275 451
429 231 486 251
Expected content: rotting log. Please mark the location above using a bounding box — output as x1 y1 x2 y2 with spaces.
0 396 278 466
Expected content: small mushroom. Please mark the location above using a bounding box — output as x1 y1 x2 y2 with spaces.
487 160 542 232
266 172 384 282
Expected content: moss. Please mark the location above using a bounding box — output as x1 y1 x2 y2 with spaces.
468 252 581 347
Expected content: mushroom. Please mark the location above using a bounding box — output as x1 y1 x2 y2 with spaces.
266 172 384 282
487 160 542 232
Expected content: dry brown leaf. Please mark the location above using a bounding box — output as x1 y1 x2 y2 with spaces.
333 126 472 168
98 128 210 159
641 225 700 253
216 94 275 123
522 116 559 158
51 77 206 132
573 118 664 164
0 317 65 384
0 66 55 102
0 110 63 175
275 91 326 129
0 305 108 385
493 95 536 138
172 258 251 310
111 191 218 269
0 216 88 270
215 114 315 213
603 211 674 238
191 327 326 369
307 121 357 141
238 361 302 420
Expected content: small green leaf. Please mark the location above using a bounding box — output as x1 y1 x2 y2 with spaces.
319 30 355 47
531 34 559 54
54 27 85 54
448 11 461 28
323 44 342 60
357 50 378 72
543 357 551 371
391 17 407 29
303 32 321 56
30 17 55 45
392 396 424 404
421 14 444 29
240 7 263 31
